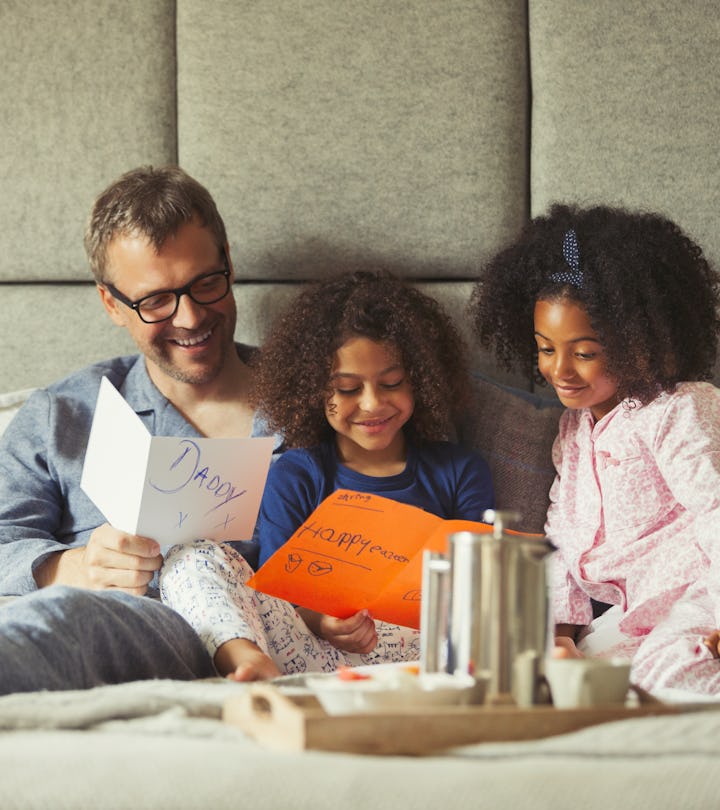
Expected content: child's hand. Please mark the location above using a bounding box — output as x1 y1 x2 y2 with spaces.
703 630 720 659
322 610 378 653
553 636 584 659
298 607 378 654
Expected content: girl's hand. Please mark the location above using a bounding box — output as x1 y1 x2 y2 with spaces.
553 635 584 659
298 607 378 654
553 623 585 659
703 630 720 659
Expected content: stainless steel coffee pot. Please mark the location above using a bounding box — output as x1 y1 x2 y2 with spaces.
420 510 555 705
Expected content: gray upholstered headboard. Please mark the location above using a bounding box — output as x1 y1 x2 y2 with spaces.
1 0 718 394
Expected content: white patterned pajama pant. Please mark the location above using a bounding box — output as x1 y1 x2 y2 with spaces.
159 539 421 675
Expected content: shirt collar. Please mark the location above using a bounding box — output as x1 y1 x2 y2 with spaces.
115 345 283 450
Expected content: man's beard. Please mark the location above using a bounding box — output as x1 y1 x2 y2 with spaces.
144 320 234 385
151 350 226 384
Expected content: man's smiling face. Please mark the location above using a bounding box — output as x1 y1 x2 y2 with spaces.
98 217 236 388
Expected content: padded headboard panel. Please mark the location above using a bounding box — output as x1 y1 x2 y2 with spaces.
1 0 719 393
0 0 177 284
529 0 720 271
176 0 529 280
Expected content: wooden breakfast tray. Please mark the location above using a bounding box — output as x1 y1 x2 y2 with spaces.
222 684 700 755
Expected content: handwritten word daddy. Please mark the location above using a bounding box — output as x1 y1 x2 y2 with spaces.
149 439 246 515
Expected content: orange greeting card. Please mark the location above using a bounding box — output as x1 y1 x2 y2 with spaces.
246 489 495 629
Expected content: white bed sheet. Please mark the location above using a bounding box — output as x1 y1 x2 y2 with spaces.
0 678 719 810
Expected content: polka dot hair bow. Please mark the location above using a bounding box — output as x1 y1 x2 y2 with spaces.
550 229 584 287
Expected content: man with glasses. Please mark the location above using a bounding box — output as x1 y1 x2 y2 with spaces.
0 165 282 694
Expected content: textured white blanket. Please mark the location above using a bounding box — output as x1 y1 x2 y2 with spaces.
0 679 719 810
0 678 244 733
1 677 719 753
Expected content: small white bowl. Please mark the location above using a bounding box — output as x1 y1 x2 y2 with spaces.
307 665 481 715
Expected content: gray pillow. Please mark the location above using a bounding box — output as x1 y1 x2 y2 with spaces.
459 373 563 534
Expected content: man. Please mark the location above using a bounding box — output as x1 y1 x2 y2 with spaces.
0 166 281 694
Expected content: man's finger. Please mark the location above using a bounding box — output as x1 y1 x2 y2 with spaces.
86 564 156 591
91 524 160 558
112 533 161 558
85 545 162 573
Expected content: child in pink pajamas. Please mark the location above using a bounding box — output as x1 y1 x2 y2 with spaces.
470 203 720 697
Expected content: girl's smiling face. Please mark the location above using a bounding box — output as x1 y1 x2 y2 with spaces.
325 336 414 473
534 298 619 420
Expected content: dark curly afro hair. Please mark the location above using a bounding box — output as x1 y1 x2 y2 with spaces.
469 203 720 404
250 270 472 447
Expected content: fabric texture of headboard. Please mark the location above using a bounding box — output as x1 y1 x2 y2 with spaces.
2 1 716 531
3 1 717 394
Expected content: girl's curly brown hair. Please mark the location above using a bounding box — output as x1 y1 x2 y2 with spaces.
251 270 471 447
469 203 720 404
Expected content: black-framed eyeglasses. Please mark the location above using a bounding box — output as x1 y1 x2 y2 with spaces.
103 250 231 324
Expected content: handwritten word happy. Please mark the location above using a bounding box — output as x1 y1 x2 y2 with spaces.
296 520 409 563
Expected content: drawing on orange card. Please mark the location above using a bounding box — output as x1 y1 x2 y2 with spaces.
363 518 491 628
247 489 443 620
307 559 333 576
246 491 499 627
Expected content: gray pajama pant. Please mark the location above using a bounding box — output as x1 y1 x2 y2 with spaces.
0 585 215 695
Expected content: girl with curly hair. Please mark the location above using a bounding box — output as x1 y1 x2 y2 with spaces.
470 203 720 697
161 270 493 680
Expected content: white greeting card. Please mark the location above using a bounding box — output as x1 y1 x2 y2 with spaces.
80 377 273 544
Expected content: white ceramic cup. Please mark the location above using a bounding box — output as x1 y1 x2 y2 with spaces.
544 657 632 708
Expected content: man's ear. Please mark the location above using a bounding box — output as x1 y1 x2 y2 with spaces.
224 241 235 281
96 284 126 327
